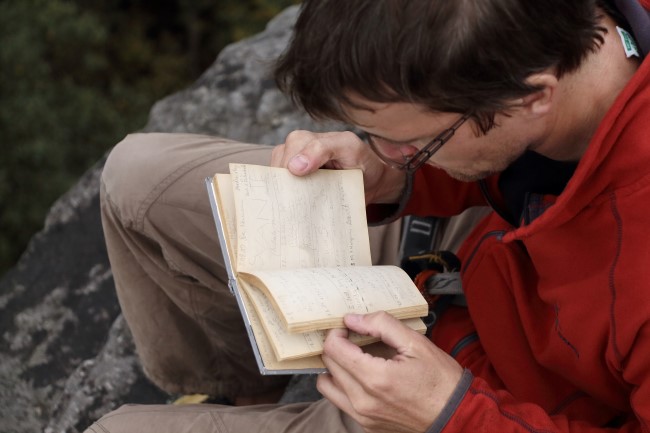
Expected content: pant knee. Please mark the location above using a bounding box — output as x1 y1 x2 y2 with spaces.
101 133 167 227
101 132 273 230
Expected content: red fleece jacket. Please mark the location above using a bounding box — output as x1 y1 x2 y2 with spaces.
395 37 650 433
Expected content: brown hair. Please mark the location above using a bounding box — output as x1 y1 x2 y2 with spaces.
274 0 606 132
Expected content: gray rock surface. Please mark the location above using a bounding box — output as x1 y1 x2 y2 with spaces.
0 6 342 433
144 5 342 142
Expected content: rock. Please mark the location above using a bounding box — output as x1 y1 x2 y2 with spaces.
143 5 342 143
0 6 336 433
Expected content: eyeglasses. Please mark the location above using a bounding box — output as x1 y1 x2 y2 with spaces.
366 113 470 174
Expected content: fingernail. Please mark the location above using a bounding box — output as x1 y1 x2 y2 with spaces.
289 155 309 172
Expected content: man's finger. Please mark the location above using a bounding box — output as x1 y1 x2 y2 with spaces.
275 131 366 174
322 323 391 385
344 312 427 356
320 351 377 418
317 371 357 416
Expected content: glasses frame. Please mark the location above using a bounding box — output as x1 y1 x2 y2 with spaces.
367 113 471 174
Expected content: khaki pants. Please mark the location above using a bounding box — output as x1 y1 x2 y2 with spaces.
89 133 404 433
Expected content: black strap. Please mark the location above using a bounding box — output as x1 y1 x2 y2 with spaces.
398 215 443 278
398 216 466 335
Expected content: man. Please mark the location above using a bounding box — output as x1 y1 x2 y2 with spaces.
86 1 650 432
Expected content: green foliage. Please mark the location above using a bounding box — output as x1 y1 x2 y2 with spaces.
0 0 299 275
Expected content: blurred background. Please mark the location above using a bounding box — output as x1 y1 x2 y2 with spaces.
0 0 299 277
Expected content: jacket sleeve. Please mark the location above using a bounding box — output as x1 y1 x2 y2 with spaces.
427 306 650 433
434 375 647 433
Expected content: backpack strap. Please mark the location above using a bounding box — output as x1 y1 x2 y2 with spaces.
614 0 650 56
398 216 468 335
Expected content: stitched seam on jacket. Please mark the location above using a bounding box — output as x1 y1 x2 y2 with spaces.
468 388 556 433
549 390 587 416
449 332 479 359
461 230 505 275
608 191 624 366
554 303 580 358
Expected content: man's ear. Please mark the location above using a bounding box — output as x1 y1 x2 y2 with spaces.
519 72 558 117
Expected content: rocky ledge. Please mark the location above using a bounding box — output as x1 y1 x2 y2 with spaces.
0 6 344 433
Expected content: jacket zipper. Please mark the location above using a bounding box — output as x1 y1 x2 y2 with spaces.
450 332 479 358
444 181 509 361
462 230 506 273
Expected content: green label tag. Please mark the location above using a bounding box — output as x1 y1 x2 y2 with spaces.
616 26 640 58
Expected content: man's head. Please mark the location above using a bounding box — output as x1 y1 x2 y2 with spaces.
274 0 606 133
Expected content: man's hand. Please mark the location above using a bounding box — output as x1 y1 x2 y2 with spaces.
271 130 406 204
317 312 464 433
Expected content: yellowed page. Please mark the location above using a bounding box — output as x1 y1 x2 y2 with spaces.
238 283 326 370
242 265 428 333
212 168 425 365
241 279 426 361
229 163 371 272
240 279 327 361
214 175 326 370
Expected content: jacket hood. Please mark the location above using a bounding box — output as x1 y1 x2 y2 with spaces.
504 55 650 242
